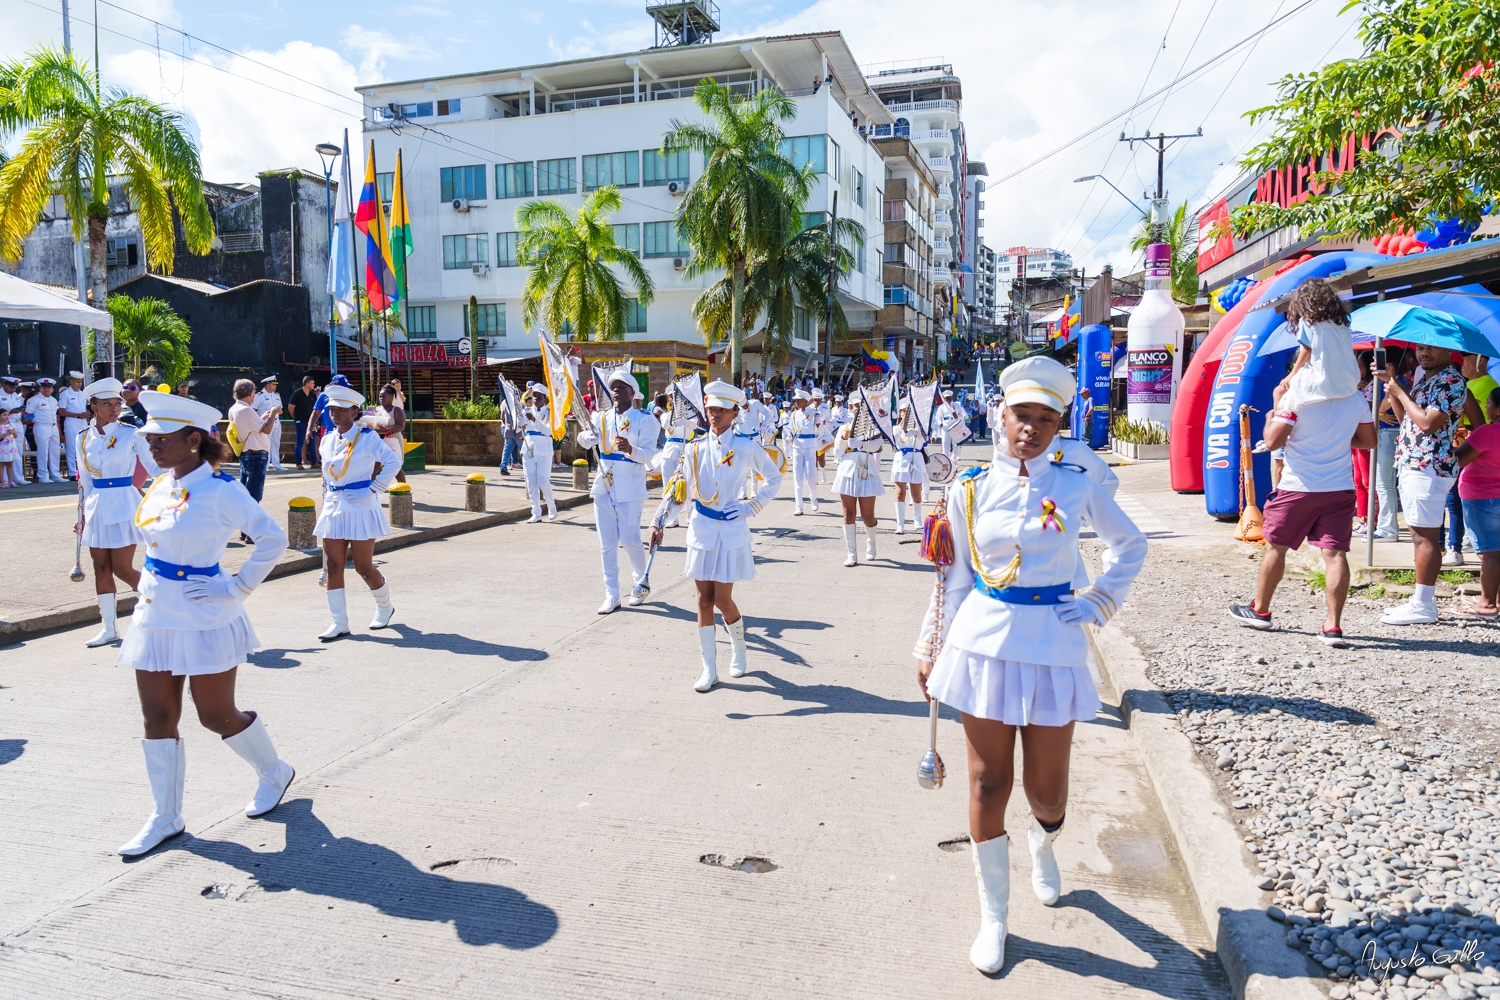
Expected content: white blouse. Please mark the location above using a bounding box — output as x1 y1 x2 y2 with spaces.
914 453 1146 669
319 426 398 514
78 421 160 527
521 405 553 455
577 405 662 503
133 462 287 630
680 428 783 551
785 409 820 449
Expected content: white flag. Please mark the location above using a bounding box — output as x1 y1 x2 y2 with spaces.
328 129 355 323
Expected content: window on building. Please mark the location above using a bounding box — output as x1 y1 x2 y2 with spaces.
582 151 640 190
850 167 865 208
536 157 575 195
610 223 640 256
442 233 488 269
793 308 813 343
829 138 841 176
883 199 908 222
874 187 883 212
642 221 686 258
495 162 533 199
380 102 433 120
440 165 487 202
495 232 521 267
376 172 394 209
436 98 461 116
642 148 690 187
406 305 437 340
624 298 647 334
464 303 505 338
779 135 829 174
106 237 138 268
801 211 827 231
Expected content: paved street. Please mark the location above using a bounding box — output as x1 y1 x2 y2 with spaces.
0 445 1227 998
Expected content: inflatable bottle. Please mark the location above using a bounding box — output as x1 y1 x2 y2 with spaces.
1126 242 1185 428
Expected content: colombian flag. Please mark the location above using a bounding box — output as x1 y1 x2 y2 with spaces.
388 150 413 300
354 141 398 313
861 344 891 373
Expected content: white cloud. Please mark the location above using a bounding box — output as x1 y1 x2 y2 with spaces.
340 25 434 81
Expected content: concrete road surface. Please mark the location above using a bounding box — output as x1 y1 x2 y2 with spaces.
0 448 1227 998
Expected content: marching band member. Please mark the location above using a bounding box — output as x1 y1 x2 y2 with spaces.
830 393 850 429
521 385 559 523
834 397 887 567
648 380 783 692
76 378 161 647
116 391 294 857
811 388 832 485
657 397 702 531
937 389 961 458
314 384 399 641
915 356 1146 973
785 390 821 515
57 371 89 481
577 370 662 612
891 397 929 535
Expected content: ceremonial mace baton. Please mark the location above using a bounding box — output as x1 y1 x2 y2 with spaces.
917 483 949 789
69 489 86 582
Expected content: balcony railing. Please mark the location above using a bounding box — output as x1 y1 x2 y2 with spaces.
925 156 951 173
885 99 959 115
914 129 952 143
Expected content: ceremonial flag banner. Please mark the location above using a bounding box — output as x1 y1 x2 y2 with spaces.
909 380 940 438
328 130 355 322
539 335 589 438
389 150 413 301
860 375 899 446
355 141 398 313
499 375 523 428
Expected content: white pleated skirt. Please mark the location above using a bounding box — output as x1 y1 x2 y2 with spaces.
83 517 145 549
927 647 1101 727
314 508 391 541
118 615 260 676
834 455 885 498
684 542 756 583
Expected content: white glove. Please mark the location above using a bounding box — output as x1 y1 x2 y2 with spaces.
719 500 745 522
183 573 251 606
1054 593 1107 627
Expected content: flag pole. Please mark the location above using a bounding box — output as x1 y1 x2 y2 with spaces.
349 144 365 398
397 150 413 406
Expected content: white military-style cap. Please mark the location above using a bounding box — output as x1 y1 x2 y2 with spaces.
942 389 954 397
603 368 636 389
85 377 123 401
139 388 222 433
812 388 825 399
67 370 85 380
704 380 745 410
793 388 811 401
260 374 279 384
323 385 364 409
998 355 1075 413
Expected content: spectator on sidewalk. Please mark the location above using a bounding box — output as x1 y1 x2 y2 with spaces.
229 379 278 504
1444 353 1498 565
499 397 520 477
1455 386 1500 618
120 378 148 427
288 375 318 469
1375 345 1475 625
1355 349 1408 541
1229 284 1376 647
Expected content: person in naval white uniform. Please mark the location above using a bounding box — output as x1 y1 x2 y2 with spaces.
785 389 821 515
115 390 295 858
648 380 783 692
75 378 161 646
57 370 89 480
520 386 559 523
255 375 286 471
914 356 1146 974
890 396 929 536
314 384 399 641
937 389 963 458
577 369 662 613
0 376 26 484
833 396 887 566
26 377 62 482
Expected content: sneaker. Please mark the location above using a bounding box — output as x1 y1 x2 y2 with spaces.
1444 548 1464 566
1351 524 1397 541
1227 602 1274 630
1318 626 1348 648
1381 600 1438 626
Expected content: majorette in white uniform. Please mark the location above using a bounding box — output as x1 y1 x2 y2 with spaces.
58 371 89 480
255 375 285 471
890 397 929 536
915 356 1146 974
785 390 821 514
26 378 62 482
833 397 887 565
77 378 162 646
314 384 398 638
520 387 558 523
116 390 295 858
576 370 662 613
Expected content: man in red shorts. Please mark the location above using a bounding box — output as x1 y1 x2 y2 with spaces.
1228 372 1376 647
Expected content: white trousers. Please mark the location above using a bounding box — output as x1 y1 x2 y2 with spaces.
595 492 647 602
8 419 23 482
63 419 87 478
523 451 556 517
792 447 818 508
33 428 60 480
941 432 957 457
267 421 284 470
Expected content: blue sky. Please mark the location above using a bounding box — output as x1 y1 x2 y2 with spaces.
7 0 1364 275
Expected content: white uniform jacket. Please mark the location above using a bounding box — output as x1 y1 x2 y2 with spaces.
254 390 282 418
891 426 930 483
914 453 1146 670
58 386 88 430
319 426 398 514
78 421 160 526
521 405 554 457
786 409 820 452
134 463 288 630
577 405 661 503
681 428 783 552
994 432 1119 497
25 393 59 433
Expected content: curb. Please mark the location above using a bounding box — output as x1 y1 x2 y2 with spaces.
0 492 594 647
1089 622 1327 1000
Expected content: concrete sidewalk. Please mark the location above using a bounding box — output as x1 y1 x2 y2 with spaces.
0 443 1226 998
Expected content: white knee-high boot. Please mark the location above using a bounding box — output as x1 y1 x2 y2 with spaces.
895 502 907 535
1028 815 1063 906
842 524 858 567
726 616 748 678
907 500 919 532
319 588 350 641
222 713 295 818
864 522 878 560
87 592 119 647
117 737 185 856
369 581 394 629
694 625 719 692
970 834 1011 973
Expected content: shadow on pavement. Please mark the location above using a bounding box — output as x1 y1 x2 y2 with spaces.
1156 689 1375 726
248 647 326 670
176 798 559 949
0 738 25 765
722 672 930 720
349 625 548 662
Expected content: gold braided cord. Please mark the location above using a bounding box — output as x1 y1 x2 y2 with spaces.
963 476 1021 591
325 432 359 482
79 427 102 479
689 440 719 506
134 476 185 528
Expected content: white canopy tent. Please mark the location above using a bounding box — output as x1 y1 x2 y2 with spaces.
0 270 111 330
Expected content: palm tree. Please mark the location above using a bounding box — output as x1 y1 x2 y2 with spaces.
666 79 811 385
0 46 215 373
516 186 654 342
1130 201 1199 303
106 295 192 384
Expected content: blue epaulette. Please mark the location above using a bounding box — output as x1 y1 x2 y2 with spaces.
957 463 988 482
213 470 235 482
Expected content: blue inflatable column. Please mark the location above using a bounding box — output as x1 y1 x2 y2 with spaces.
1075 324 1112 449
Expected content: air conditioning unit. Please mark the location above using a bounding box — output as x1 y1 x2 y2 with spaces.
672 257 688 270
667 181 684 195
471 263 490 277
452 198 470 212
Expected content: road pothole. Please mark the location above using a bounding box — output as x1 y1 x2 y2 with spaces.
700 853 778 874
428 857 516 872
938 835 971 853
200 883 233 899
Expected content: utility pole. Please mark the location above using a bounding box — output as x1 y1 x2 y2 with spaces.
1119 128 1202 238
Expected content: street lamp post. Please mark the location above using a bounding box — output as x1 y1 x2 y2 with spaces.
1073 175 1146 216
316 142 342 377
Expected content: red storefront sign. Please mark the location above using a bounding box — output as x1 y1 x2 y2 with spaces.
389 342 477 368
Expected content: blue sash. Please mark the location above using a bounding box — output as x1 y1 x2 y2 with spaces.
525 430 546 436
145 556 221 580
666 437 686 443
92 476 134 488
694 500 731 521
899 448 916 454
329 479 373 492
600 452 636 463
795 433 817 439
975 581 1071 605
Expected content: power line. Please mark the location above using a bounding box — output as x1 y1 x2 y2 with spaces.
1146 0 1221 134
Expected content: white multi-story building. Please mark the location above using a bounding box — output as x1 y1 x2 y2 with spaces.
973 243 997 325
356 29 891 368
997 246 1073 282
